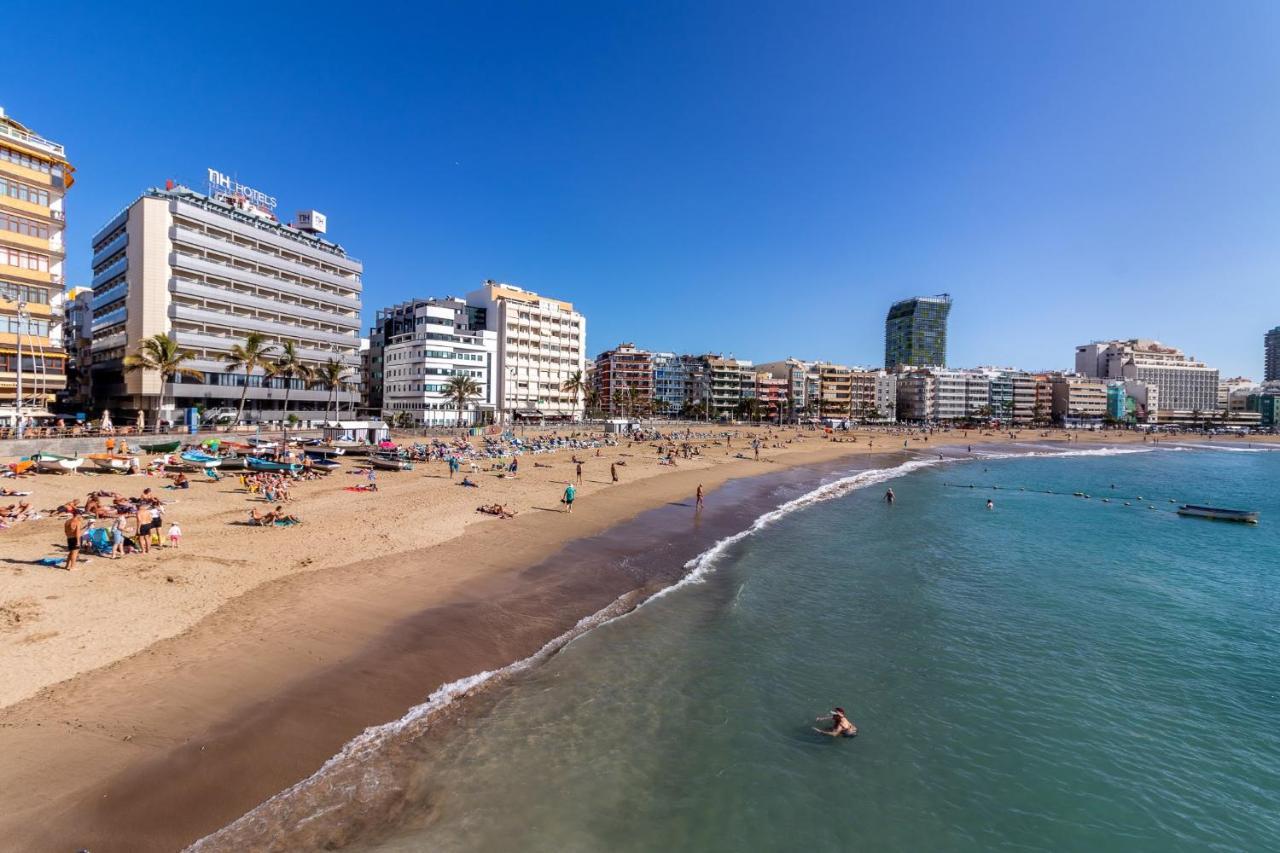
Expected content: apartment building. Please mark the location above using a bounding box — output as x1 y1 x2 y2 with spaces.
1266 327 1279 383
374 297 496 426
466 281 586 421
754 372 788 421
1050 374 1108 423
651 352 691 416
594 343 654 416
60 287 93 410
817 364 852 420
88 179 362 423
756 358 821 420
703 356 750 419
0 106 74 424
1075 339 1219 415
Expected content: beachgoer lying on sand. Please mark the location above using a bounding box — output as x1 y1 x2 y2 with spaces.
0 487 30 497
271 505 301 525
249 507 270 526
476 504 515 519
343 483 378 493
458 477 479 487
814 708 857 737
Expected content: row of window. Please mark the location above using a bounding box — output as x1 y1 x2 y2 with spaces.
0 176 51 207
0 353 60 372
3 316 51 336
0 210 53 240
0 280 50 304
1 246 50 272
0 144 60 175
385 349 485 362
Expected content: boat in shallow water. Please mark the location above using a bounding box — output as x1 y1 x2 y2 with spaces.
1176 504 1259 524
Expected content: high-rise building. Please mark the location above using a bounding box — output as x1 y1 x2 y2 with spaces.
1075 339 1218 415
1 106 73 425
88 178 362 424
884 294 951 369
594 343 654 416
371 297 496 426
1266 327 1280 383
466 281 586 421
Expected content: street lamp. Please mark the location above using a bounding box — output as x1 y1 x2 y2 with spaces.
2 296 28 439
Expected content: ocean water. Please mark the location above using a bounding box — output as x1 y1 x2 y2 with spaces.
332 446 1280 853
197 446 1280 853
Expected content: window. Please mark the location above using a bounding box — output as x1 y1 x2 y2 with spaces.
3 316 50 336
1 247 50 272
0 211 51 240
0 280 49 304
0 176 51 206
0 145 54 174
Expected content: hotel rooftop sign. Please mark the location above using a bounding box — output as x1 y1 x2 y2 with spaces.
207 167 277 210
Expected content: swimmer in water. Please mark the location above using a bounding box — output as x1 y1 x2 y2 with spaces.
986 499 994 510
884 488 895 504
815 707 857 737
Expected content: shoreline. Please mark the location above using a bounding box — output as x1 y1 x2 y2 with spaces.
0 434 890 852
0 430 1267 851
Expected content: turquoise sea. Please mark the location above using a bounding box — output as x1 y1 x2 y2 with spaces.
347 446 1279 853
197 445 1280 852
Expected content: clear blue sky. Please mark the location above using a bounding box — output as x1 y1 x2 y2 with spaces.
9 1 1280 377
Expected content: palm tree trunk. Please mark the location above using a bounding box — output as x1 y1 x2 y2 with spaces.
282 380 292 443
236 371 251 426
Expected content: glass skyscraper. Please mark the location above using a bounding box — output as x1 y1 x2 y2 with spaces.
884 294 952 369
1266 326 1280 382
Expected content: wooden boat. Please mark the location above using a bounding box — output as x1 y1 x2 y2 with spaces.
85 453 137 472
140 440 181 454
246 456 302 473
1176 505 1259 524
303 446 346 459
215 455 246 471
180 450 222 469
331 440 370 456
369 455 413 471
30 452 85 474
306 457 341 473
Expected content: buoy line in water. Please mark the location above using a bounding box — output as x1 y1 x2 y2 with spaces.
941 481 1182 511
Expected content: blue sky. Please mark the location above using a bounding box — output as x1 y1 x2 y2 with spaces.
9 1 1280 377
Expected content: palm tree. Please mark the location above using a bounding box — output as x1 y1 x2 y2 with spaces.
736 397 764 421
445 374 483 427
583 387 601 419
561 369 587 419
273 341 315 439
122 333 205 432
317 358 353 422
221 333 277 427
625 384 647 419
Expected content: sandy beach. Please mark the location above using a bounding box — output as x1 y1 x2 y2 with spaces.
0 426 1267 851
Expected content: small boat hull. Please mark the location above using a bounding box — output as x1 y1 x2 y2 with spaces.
31 453 84 474
307 458 341 472
180 452 222 469
369 456 412 471
1177 505 1259 524
246 456 302 473
140 440 181 454
87 454 136 472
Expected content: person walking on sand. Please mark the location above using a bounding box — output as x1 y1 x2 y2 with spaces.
611 462 618 483
135 504 152 554
563 483 576 513
576 461 583 484
64 510 84 571
168 520 182 547
696 484 705 511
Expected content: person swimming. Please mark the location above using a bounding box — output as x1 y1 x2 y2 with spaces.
814 707 857 737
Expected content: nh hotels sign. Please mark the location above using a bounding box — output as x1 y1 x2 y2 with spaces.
206 167 278 210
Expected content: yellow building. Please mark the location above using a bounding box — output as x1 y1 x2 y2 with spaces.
0 106 73 420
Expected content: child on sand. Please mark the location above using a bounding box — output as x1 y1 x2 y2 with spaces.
168 520 182 547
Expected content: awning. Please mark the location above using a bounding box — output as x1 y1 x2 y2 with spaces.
514 409 543 418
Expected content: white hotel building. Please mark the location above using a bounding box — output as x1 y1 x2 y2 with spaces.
88 179 362 423
375 297 496 425
466 281 586 421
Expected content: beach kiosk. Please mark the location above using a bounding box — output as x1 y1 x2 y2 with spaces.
321 420 390 445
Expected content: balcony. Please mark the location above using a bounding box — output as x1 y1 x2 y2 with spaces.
169 278 360 330
170 225 362 294
91 256 127 289
91 231 128 266
171 203 361 272
169 304 361 349
169 252 361 311
172 329 360 369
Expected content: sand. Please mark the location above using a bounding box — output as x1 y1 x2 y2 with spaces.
0 426 1267 851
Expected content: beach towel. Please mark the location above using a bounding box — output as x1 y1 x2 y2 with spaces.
273 518 299 527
